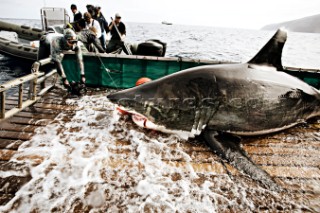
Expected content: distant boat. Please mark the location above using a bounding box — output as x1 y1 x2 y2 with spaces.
161 21 172 25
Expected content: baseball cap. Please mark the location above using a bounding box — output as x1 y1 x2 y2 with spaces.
64 29 77 42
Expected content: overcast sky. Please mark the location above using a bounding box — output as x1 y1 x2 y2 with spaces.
0 0 319 29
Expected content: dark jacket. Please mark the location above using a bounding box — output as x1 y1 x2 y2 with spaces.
73 11 82 22
94 13 109 33
109 22 126 40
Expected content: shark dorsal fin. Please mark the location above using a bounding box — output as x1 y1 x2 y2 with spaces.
248 29 287 71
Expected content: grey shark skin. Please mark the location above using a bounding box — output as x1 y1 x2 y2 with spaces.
107 29 320 190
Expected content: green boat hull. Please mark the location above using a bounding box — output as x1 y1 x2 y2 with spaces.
62 53 320 89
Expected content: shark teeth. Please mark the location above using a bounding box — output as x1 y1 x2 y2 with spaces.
116 105 192 140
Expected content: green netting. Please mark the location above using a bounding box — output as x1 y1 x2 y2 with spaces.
62 54 203 88
285 70 320 89
301 78 320 89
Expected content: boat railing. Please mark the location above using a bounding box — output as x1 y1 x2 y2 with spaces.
0 57 57 121
283 66 320 73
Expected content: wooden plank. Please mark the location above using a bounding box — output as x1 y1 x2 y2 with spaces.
0 150 16 161
7 87 68 101
263 166 320 178
0 161 30 175
39 92 64 98
169 142 209 152
155 149 320 168
4 105 59 115
34 95 65 102
33 102 78 111
167 161 237 175
0 176 31 194
6 100 75 110
35 99 67 106
0 122 36 133
6 117 52 126
14 154 45 166
0 139 24 150
0 194 14 206
5 102 78 111
169 150 220 163
20 106 60 115
0 99 39 122
276 177 320 192
244 146 320 157
0 130 32 141
6 97 67 106
251 155 320 167
4 105 16 111
244 143 320 152
10 92 65 99
14 111 57 119
244 137 320 149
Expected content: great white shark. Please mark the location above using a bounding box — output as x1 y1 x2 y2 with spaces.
107 29 320 190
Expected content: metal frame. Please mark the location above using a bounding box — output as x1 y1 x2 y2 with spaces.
40 7 70 31
0 57 57 121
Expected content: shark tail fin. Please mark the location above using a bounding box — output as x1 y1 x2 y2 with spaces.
248 29 287 71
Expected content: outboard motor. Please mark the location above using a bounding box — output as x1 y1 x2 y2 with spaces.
135 39 167 57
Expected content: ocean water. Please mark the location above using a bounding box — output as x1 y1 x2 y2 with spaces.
1 20 320 212
128 22 320 70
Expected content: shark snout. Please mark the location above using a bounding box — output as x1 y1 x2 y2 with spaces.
107 93 121 104
107 89 136 105
107 89 145 111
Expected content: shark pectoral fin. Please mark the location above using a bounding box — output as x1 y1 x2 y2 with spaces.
202 130 281 191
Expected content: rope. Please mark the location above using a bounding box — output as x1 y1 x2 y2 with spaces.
95 52 120 89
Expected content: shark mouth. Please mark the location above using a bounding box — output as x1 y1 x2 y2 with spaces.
117 106 156 129
116 106 192 139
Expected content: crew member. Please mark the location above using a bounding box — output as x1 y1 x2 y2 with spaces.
37 29 85 91
93 5 109 50
86 4 95 17
70 4 82 22
84 12 102 39
76 19 105 53
106 13 126 53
